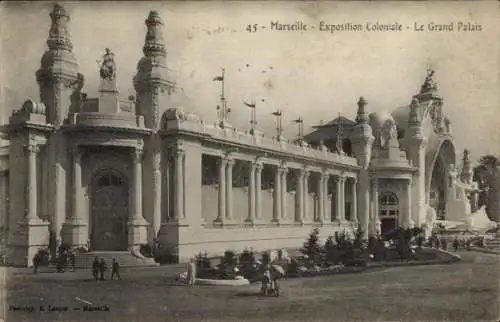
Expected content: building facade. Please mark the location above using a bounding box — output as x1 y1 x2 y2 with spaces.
0 5 480 266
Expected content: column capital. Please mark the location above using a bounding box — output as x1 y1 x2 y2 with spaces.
255 162 264 172
226 158 235 167
133 148 144 163
71 146 82 159
24 144 39 154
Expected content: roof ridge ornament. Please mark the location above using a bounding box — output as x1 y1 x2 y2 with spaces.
408 98 420 126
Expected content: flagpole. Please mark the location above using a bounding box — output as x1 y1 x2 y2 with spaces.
336 112 343 154
221 68 226 122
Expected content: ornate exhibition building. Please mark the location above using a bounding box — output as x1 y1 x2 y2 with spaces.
0 5 492 266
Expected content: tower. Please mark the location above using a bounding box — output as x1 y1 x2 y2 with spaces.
405 98 428 230
460 149 473 184
36 3 82 126
133 11 175 242
36 4 83 254
351 97 375 238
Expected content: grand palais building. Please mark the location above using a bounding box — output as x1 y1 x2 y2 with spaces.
0 5 483 266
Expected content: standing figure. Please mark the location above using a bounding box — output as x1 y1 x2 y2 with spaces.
186 258 197 286
92 257 99 280
70 250 76 272
32 253 40 274
99 258 107 280
111 259 121 280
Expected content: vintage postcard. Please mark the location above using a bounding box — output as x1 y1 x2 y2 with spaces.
0 1 499 321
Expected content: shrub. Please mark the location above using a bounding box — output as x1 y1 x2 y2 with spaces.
58 243 70 254
139 244 154 258
195 251 212 271
239 249 255 264
222 250 236 268
301 228 322 264
261 251 270 266
35 248 50 266
74 246 88 253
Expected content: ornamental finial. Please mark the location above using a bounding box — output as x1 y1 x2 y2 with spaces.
143 10 166 57
420 68 438 94
47 3 73 52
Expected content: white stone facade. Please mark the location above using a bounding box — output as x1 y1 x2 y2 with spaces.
0 5 478 266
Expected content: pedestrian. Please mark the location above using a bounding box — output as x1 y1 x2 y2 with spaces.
453 238 460 252
70 251 76 272
33 253 40 274
111 258 121 280
92 257 99 280
99 258 107 280
186 258 196 286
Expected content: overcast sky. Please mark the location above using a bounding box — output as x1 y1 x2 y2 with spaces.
1 1 498 163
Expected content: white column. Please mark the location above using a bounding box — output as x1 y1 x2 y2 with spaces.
281 167 288 219
226 159 234 220
273 166 281 222
317 173 323 223
246 162 256 223
323 174 329 222
131 148 144 222
406 179 414 228
216 157 227 222
296 169 305 222
337 177 346 222
255 163 263 220
173 149 184 220
25 144 39 220
303 170 310 221
163 156 170 223
352 178 358 226
371 179 379 235
151 145 162 234
71 147 82 222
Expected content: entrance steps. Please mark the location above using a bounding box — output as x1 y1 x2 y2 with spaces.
485 234 500 250
56 251 159 269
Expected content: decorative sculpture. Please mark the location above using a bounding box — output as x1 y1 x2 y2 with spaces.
420 68 438 93
381 119 397 147
99 48 116 81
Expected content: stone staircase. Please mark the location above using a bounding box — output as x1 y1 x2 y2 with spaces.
485 234 500 250
50 251 159 269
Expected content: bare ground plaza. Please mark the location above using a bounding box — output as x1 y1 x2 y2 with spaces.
4 251 499 322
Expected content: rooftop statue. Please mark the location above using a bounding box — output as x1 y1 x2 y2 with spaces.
381 118 398 148
99 48 116 81
420 68 438 93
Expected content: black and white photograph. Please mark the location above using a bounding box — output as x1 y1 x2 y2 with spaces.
0 1 499 321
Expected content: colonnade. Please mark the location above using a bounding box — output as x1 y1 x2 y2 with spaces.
208 155 358 226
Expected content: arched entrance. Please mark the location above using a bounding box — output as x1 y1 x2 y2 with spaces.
91 171 129 251
428 139 456 219
379 192 399 236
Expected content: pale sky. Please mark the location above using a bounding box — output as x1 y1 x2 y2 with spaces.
1 1 499 163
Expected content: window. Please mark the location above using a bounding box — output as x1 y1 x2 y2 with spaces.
97 174 123 187
380 193 398 206
379 192 399 219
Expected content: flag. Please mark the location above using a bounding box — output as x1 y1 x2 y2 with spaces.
292 118 303 124
272 111 282 116
243 101 255 108
212 76 224 81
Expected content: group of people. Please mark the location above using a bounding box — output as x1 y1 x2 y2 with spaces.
92 257 121 280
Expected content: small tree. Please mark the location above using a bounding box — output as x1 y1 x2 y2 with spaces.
301 228 322 264
323 235 338 265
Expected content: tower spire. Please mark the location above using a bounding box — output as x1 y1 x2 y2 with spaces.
409 98 421 126
36 3 80 126
134 10 175 130
460 149 473 184
336 112 344 154
355 97 368 124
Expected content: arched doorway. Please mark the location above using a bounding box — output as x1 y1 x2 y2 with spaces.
379 192 399 236
91 171 129 251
